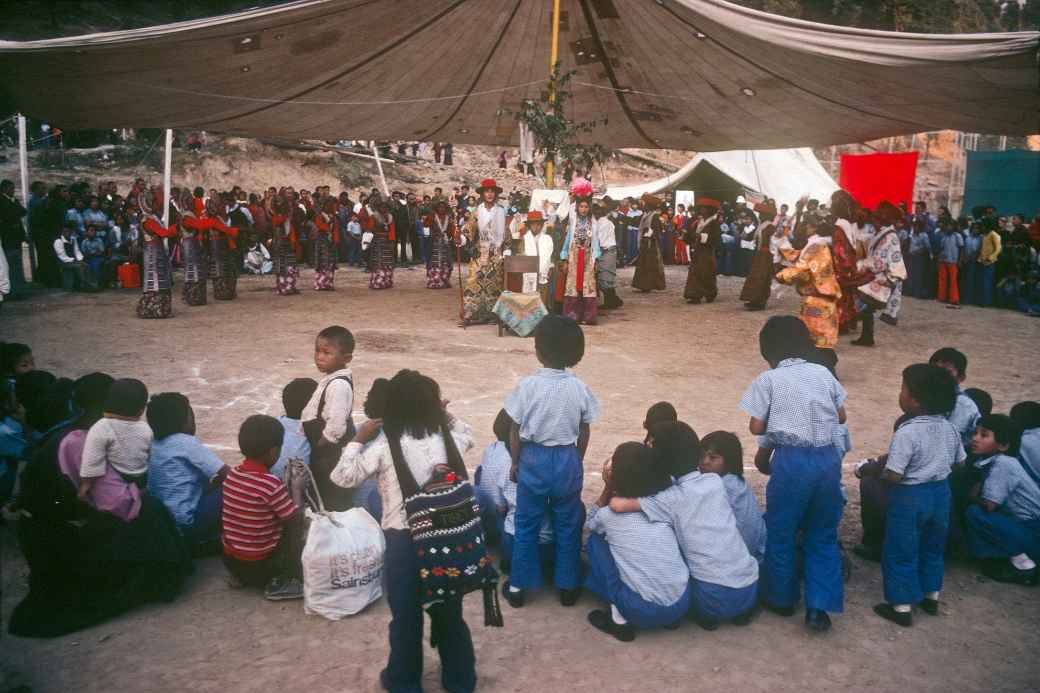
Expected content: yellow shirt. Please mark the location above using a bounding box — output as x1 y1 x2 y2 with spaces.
979 231 1002 265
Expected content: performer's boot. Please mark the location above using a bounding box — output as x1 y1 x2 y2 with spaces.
851 311 875 347
611 289 624 308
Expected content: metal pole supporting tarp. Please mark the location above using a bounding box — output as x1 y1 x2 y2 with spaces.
162 128 173 228
17 113 37 277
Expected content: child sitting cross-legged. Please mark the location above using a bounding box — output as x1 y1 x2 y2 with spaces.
699 431 766 563
271 377 317 481
965 414 1040 586
222 414 306 600
872 364 964 627
611 421 759 631
474 409 513 547
79 378 152 499
1010 401 1040 483
585 442 691 642
642 401 677 444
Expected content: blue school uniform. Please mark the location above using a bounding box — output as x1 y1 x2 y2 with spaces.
740 358 847 613
1016 428 1040 484
966 453 1040 561
271 415 311 480
723 475 767 563
881 415 963 605
475 440 511 538
947 390 980 448
583 505 692 628
640 471 759 621
504 367 599 591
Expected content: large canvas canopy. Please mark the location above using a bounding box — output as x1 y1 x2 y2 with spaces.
0 0 1037 150
605 148 838 206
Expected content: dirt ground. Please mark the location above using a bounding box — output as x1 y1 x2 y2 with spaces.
1 264 1038 693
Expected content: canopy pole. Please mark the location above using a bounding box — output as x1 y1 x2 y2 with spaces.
162 129 173 227
372 142 390 196
545 0 561 188
17 114 36 277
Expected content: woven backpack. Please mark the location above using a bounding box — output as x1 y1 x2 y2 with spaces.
386 422 503 628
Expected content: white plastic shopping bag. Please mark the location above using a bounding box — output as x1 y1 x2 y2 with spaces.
302 507 385 620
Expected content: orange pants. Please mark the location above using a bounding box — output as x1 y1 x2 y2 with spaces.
938 262 959 305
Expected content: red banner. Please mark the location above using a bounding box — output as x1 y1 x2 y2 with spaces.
839 152 919 210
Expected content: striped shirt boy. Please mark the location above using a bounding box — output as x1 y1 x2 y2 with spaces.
222 459 297 561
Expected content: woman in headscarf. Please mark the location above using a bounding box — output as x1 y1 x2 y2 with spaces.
178 189 208 306
559 195 601 324
739 202 778 311
851 201 907 347
683 199 722 303
367 195 397 290
631 194 666 293
269 193 300 295
312 198 338 291
8 373 191 638
205 196 240 301
425 199 456 289
135 188 177 319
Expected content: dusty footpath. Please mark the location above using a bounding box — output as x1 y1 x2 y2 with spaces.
1 265 1038 692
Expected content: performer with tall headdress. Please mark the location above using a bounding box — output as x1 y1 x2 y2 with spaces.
425 199 456 289
559 179 601 325
775 215 842 351
829 190 874 335
269 193 300 295
739 202 778 310
136 187 177 319
461 178 506 325
205 197 240 301
366 194 396 290
631 193 666 292
851 201 907 347
178 189 209 306
313 198 338 291
683 198 722 303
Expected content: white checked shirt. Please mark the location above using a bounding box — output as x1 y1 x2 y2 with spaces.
739 358 847 449
505 368 600 446
884 415 964 484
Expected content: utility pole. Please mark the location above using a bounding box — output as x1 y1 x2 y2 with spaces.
545 0 561 188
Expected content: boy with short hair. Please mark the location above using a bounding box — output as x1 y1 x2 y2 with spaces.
929 347 980 446
272 377 317 480
965 414 1040 586
873 364 964 627
222 414 305 600
302 326 355 510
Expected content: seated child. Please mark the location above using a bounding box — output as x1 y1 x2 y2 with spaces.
222 414 306 600
302 325 355 511
965 414 1040 586
0 386 28 503
739 316 846 632
1010 401 1040 483
585 442 691 642
79 378 152 499
1 342 35 393
272 377 317 480
147 392 230 552
965 388 994 418
504 316 599 607
346 377 390 523
699 430 766 563
929 347 980 446
873 364 963 627
474 409 513 546
611 421 759 631
642 401 677 444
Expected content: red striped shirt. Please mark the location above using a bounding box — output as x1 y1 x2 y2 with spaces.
221 459 297 561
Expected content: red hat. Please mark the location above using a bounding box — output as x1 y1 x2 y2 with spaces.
526 211 544 222
697 197 720 209
477 178 502 194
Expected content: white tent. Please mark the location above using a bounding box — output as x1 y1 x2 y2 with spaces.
605 148 839 207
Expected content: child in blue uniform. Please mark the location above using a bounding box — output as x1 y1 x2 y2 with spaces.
504 316 599 607
873 364 964 627
966 414 1040 586
928 347 980 446
739 316 847 632
700 430 767 563
1010 401 1040 483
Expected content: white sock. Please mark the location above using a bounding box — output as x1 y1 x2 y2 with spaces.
893 604 911 613
1010 553 1037 570
509 584 522 593
924 591 939 601
610 604 628 625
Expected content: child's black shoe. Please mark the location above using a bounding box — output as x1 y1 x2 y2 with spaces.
588 609 635 642
762 601 796 617
982 561 1038 586
502 582 525 608
873 603 912 627
688 612 718 631
805 608 832 632
919 598 939 616
559 587 582 606
732 606 758 626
